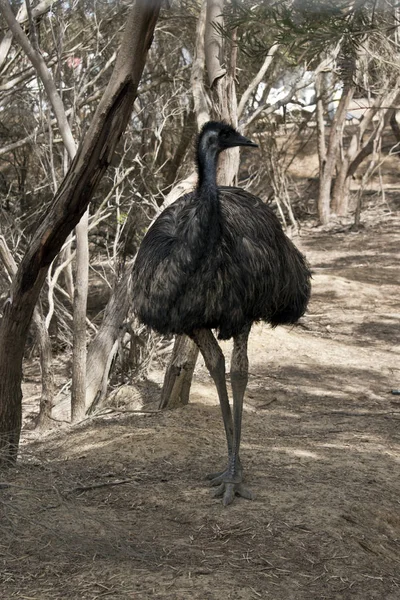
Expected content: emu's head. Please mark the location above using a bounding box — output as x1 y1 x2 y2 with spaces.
198 121 258 155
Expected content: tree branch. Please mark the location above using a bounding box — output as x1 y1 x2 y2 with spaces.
0 0 77 159
237 42 279 121
0 0 55 70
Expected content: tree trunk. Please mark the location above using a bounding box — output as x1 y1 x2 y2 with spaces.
159 335 199 409
0 326 24 464
333 89 400 218
161 0 210 209
0 0 162 464
331 159 352 217
0 236 54 431
160 0 239 410
315 72 327 217
86 271 132 413
191 0 210 130
71 210 89 422
317 84 354 225
33 306 55 430
390 109 400 142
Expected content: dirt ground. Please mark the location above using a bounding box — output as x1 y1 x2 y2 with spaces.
1 194 400 599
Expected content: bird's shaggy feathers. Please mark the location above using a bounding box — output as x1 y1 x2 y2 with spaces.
132 185 311 340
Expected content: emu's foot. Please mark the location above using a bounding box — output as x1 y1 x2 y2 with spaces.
212 480 254 506
206 466 254 506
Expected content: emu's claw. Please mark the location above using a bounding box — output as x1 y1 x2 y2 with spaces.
212 481 255 506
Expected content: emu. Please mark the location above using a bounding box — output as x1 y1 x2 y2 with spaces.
132 121 311 505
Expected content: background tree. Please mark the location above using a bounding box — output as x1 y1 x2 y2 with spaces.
0 0 162 463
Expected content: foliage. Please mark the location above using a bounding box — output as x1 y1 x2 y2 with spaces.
221 0 398 83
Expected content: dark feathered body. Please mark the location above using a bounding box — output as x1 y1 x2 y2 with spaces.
132 185 311 340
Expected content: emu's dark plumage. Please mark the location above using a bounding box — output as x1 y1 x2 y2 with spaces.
132 121 311 505
133 186 310 340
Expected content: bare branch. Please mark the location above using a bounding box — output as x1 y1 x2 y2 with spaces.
237 42 279 121
0 0 77 159
240 77 305 132
0 0 54 70
0 70 175 156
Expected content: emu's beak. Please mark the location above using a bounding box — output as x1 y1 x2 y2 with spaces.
233 133 258 148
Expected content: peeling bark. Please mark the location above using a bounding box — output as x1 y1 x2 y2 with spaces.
204 0 226 88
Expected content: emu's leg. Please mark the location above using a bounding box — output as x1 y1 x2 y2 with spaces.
209 324 254 505
190 329 233 454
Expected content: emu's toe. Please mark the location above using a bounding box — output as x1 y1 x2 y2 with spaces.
206 462 254 505
212 481 255 506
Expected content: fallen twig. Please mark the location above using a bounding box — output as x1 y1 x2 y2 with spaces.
68 478 137 494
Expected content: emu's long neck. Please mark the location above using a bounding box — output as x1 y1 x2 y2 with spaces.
176 142 221 272
196 141 219 195
194 142 221 245
161 139 221 306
